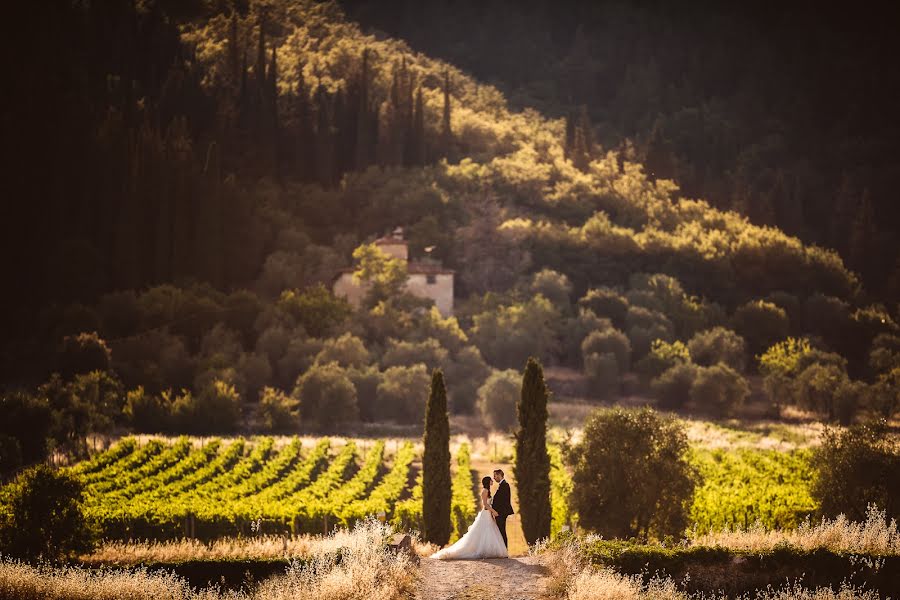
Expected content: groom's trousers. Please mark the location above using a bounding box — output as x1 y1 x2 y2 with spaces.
496 515 508 547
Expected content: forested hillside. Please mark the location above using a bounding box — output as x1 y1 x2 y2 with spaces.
1 0 897 456
344 0 900 300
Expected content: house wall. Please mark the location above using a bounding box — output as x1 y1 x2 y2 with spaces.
333 272 454 316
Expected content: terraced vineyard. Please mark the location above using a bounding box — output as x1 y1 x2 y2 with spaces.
72 436 426 540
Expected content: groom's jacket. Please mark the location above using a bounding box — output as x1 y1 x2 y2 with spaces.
493 480 514 516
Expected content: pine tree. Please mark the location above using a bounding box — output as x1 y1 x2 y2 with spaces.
423 368 452 546
411 86 426 166
514 357 551 545
440 70 452 158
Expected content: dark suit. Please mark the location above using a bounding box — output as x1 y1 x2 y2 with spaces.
492 479 514 548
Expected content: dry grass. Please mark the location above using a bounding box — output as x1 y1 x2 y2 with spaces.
690 505 900 556
82 529 376 564
539 536 883 600
0 521 416 600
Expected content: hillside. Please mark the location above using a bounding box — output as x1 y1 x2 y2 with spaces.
1 0 897 444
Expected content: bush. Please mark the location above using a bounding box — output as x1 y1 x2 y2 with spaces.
347 366 382 422
477 369 520 430
0 464 95 560
443 346 491 414
794 363 857 423
382 338 448 371
277 284 351 338
530 268 573 311
0 392 52 468
584 352 620 399
172 379 241 434
651 363 699 410
57 331 112 379
687 327 746 371
566 407 698 539
689 363 750 417
470 295 562 369
625 306 675 359
635 339 690 382
811 420 900 521
258 386 300 433
314 333 370 368
732 300 790 358
293 362 359 428
375 364 430 424
581 327 631 372
579 287 629 327
123 386 172 433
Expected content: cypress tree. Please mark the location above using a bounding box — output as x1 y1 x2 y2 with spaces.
354 48 374 171
314 84 335 186
227 11 240 85
412 86 426 166
295 71 314 181
422 368 452 546
514 357 551 545
440 70 452 157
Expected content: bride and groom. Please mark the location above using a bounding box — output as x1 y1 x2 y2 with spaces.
432 469 514 560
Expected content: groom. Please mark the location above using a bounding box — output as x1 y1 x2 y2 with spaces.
492 469 514 548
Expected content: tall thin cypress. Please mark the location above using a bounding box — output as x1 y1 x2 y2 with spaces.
440 70 452 158
423 368 452 546
514 357 551 545
412 86 426 166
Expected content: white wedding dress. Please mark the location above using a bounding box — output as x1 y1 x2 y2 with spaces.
431 497 508 560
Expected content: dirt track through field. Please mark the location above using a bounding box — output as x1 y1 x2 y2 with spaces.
416 555 551 600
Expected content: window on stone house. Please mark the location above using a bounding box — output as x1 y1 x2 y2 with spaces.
426 274 437 284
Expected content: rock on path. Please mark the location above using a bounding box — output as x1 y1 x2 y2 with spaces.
416 555 551 600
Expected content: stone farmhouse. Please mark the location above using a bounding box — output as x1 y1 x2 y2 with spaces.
332 228 455 316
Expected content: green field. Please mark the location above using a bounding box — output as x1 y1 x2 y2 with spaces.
71 433 818 541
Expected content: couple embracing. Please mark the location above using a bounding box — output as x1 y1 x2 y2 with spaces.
432 469 514 560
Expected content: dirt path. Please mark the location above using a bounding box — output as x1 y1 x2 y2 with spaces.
416 555 551 600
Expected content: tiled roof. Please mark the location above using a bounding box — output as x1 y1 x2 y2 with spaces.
374 236 407 246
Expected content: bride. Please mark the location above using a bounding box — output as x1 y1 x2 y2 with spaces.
432 476 508 559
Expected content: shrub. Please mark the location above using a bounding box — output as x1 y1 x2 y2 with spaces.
561 310 609 368
277 284 351 338
625 306 675 359
347 365 381 422
0 436 22 477
530 268 573 311
581 327 631 372
635 339 690 382
477 369 520 430
172 379 241 434
293 362 359 428
443 345 491 414
811 420 900 521
687 327 746 371
375 364 430 424
794 363 856 423
566 407 698 539
382 338 448 371
689 363 750 417
258 386 300 433
57 331 111 379
579 287 629 327
124 386 172 433
651 363 699 410
732 300 790 358
471 295 562 369
0 392 52 467
0 464 95 560
584 352 620 400
314 333 370 368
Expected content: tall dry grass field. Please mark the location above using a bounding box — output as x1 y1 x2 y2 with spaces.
0 520 415 600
